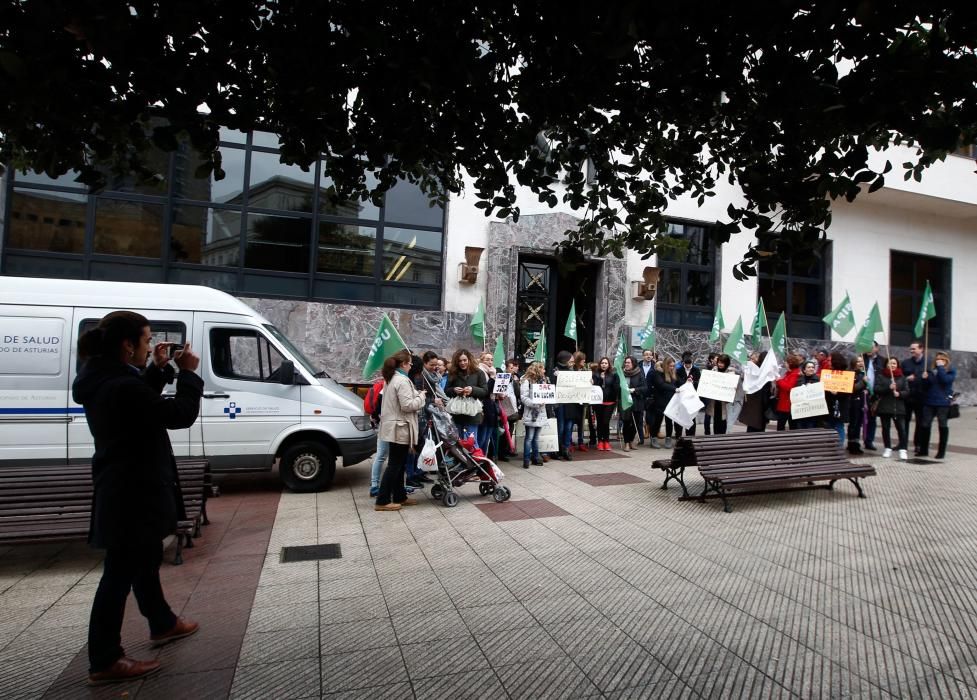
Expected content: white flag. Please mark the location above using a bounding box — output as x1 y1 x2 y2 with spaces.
742 350 782 395
664 383 704 430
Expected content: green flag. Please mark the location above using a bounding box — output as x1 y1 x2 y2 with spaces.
613 331 628 370
616 365 633 411
722 316 749 364
564 300 578 342
770 312 788 359
492 335 506 368
751 298 767 339
709 306 725 343
822 293 856 337
854 302 884 354
362 315 408 379
470 298 485 344
914 281 936 338
535 329 547 367
639 310 656 350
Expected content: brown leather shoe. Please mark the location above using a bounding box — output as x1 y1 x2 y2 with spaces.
150 617 200 647
375 503 402 511
88 656 161 686
398 498 418 506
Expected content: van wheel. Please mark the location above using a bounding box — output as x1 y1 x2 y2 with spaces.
280 442 335 492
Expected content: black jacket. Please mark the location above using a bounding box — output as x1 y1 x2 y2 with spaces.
445 369 488 426
649 370 676 411
625 370 646 413
900 355 926 403
72 357 203 549
592 370 619 404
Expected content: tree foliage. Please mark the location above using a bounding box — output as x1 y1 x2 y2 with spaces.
2 1 976 276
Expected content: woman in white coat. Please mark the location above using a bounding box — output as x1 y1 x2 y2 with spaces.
375 350 426 511
520 362 549 469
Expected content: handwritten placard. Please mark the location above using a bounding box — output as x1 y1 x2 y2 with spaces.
820 370 855 394
493 372 512 395
556 386 593 403
531 383 557 404
590 386 605 404
790 383 829 420
555 371 592 388
537 418 559 453
696 369 739 403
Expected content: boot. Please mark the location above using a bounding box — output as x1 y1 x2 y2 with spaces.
847 441 864 455
936 427 948 459
651 437 662 449
916 428 931 457
563 449 573 462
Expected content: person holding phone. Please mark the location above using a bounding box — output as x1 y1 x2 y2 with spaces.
72 312 204 685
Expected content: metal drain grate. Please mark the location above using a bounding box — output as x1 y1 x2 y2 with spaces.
280 544 342 563
904 458 940 465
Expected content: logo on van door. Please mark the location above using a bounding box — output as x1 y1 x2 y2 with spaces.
223 402 242 420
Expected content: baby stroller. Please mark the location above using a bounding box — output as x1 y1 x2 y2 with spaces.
422 405 512 507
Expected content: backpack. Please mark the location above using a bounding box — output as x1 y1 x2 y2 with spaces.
364 380 384 420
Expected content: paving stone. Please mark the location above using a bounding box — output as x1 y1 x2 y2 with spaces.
238 626 319 665
459 601 538 634
320 617 398 655
476 624 566 667
496 654 601 698
412 667 507 699
320 645 408 693
391 608 469 645
230 657 320 699
401 634 489 679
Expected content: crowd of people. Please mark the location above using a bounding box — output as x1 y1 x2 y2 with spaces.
367 341 959 509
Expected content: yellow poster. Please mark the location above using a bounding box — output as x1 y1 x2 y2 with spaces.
820 370 855 393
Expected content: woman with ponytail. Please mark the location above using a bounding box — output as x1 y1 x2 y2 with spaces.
72 311 204 686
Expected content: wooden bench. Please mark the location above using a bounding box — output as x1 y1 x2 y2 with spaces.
0 460 212 564
655 429 876 513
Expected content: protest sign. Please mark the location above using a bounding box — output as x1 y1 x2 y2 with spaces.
556 371 592 388
493 372 512 395
820 370 855 393
531 383 557 404
537 418 559 453
590 386 604 404
664 383 704 429
556 386 593 403
696 369 739 403
790 383 828 420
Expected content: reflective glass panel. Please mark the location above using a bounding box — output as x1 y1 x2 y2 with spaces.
317 223 376 276
319 171 380 220
243 212 311 273
93 199 163 258
211 146 247 204
248 151 316 212
7 189 87 253
251 130 281 148
13 169 86 190
382 227 442 285
171 204 241 267
383 179 444 227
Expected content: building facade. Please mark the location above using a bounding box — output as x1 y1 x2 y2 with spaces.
2 133 975 401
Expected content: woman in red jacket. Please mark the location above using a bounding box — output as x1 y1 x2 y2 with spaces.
774 354 803 431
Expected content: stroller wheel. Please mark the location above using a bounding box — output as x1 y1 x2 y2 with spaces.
479 482 495 496
442 491 459 508
495 486 511 502
431 484 445 500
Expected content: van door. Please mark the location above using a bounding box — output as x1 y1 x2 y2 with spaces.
0 308 72 465
193 320 302 470
68 310 194 462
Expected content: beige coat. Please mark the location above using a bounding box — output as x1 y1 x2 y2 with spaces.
378 372 425 446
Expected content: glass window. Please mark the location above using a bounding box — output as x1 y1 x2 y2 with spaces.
171 204 241 266
383 179 444 227
317 223 376 276
889 251 950 347
7 189 87 253
241 273 308 297
758 246 828 340
656 221 716 330
219 127 247 144
3 254 86 279
382 227 442 285
313 279 376 302
243 212 311 273
210 146 247 204
247 151 315 212
90 261 163 283
93 199 163 258
167 266 238 291
380 285 440 308
209 327 287 382
251 130 281 149
13 169 86 190
319 171 380 220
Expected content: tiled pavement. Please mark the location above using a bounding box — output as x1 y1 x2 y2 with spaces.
3 410 977 698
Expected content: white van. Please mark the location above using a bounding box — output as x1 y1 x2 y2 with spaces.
0 276 376 491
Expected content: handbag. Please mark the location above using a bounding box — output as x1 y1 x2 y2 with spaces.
948 392 961 420
446 396 484 423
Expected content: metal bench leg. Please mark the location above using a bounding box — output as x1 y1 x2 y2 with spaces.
675 467 689 499
201 502 210 526
173 536 184 565
184 532 195 548
848 477 866 498
719 487 733 513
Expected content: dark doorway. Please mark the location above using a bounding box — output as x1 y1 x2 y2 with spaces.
514 254 599 368
889 251 951 348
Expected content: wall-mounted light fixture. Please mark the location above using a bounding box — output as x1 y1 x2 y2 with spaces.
631 266 661 300
458 246 484 284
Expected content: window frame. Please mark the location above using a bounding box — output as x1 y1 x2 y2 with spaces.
654 220 718 331
889 250 951 348
757 245 831 341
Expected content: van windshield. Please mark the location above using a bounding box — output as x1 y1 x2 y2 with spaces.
263 324 328 378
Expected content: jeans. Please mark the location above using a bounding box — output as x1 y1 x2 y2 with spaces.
775 411 795 431
879 414 907 450
622 409 639 444
651 410 675 439
88 540 176 672
377 441 409 506
675 419 696 438
370 440 390 489
556 405 575 453
595 404 613 442
828 418 846 446
523 426 541 463
904 400 924 451
923 405 951 430
864 413 877 447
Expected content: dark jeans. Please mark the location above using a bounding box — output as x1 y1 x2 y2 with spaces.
712 414 728 435
595 404 613 442
675 419 697 438
923 405 951 430
904 400 924 450
556 405 575 453
864 413 877 447
89 540 176 673
651 410 675 439
848 406 864 446
776 411 795 431
879 414 907 450
523 425 541 463
746 425 766 433
377 441 409 505
795 417 817 430
622 409 639 444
